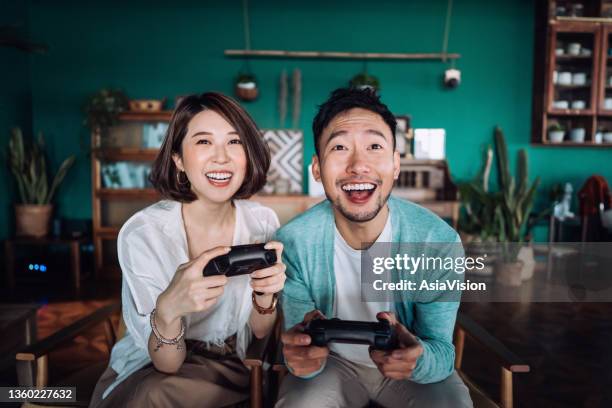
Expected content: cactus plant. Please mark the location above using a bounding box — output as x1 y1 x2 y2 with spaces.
8 127 75 204
459 127 540 253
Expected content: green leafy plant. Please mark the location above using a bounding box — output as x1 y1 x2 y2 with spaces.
349 72 380 91
7 128 75 204
459 127 541 259
547 122 564 132
82 88 128 131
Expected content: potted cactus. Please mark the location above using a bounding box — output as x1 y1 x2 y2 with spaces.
459 127 540 286
7 128 75 237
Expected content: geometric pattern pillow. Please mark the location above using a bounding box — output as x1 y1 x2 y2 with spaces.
261 129 303 194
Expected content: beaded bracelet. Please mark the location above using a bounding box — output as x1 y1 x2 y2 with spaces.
150 308 186 352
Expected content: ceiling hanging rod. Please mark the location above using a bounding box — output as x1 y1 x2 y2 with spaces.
224 49 460 61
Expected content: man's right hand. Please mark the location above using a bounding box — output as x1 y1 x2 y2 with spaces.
281 310 330 377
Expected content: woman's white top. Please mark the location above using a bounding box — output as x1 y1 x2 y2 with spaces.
102 199 280 399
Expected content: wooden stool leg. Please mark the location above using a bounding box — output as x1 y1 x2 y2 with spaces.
70 241 80 292
500 367 513 408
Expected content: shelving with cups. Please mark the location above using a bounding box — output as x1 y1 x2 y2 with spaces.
90 111 171 277
533 0 612 146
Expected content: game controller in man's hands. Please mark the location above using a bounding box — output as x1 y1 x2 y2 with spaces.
202 243 277 277
304 317 398 350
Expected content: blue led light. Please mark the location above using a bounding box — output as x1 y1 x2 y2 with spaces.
40 265 47 272
29 264 34 270
34 264 39 270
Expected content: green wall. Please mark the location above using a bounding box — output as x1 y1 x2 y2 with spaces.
2 0 611 240
1 1 32 240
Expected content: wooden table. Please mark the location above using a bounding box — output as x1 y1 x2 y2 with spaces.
4 237 85 292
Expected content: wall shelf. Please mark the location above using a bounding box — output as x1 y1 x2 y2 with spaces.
224 49 460 61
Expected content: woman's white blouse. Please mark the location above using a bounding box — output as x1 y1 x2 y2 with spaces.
102 199 279 399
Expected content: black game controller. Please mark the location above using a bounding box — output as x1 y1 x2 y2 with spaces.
304 318 398 350
202 243 277 277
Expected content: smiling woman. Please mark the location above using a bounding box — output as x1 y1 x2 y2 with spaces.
89 93 286 407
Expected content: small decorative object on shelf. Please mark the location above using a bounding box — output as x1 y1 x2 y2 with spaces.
235 73 259 101
570 127 586 142
129 98 166 113
548 122 565 143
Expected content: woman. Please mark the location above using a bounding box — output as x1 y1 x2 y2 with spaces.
90 92 285 407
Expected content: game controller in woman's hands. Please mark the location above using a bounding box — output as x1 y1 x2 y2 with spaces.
202 243 277 277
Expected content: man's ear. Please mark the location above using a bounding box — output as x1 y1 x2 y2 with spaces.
311 154 321 182
172 153 184 172
393 151 401 180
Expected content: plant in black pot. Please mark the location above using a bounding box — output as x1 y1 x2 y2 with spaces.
235 73 259 101
7 128 75 237
349 72 380 93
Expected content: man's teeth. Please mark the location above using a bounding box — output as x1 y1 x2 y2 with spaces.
342 183 376 191
206 172 232 180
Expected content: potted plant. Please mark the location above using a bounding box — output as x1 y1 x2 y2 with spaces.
459 127 540 286
82 88 129 136
235 73 259 101
349 72 380 92
548 122 565 143
7 128 75 237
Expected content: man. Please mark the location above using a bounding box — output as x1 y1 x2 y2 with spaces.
274 88 472 407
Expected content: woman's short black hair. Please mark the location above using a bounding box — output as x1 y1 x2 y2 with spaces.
312 87 397 156
150 92 270 202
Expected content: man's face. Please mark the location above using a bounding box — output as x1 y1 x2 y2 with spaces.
312 108 400 223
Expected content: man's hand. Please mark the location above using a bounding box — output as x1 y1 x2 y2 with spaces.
281 310 330 377
370 311 424 380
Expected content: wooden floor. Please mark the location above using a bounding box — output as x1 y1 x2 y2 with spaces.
1 279 611 407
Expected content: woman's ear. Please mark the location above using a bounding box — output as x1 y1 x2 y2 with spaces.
172 152 184 172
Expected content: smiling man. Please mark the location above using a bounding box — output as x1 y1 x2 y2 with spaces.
274 88 472 407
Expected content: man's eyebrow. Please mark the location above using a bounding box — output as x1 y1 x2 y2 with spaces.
191 130 239 138
325 129 387 144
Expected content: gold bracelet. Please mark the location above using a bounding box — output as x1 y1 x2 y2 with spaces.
252 292 278 315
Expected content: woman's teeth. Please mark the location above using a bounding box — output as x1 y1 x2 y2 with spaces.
206 172 232 180
342 183 376 192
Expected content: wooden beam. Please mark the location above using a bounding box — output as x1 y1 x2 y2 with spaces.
225 49 460 61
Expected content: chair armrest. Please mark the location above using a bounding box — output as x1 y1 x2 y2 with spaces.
456 312 530 373
243 309 284 368
16 302 120 362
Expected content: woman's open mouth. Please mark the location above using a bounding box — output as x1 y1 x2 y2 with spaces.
205 171 233 187
341 182 377 204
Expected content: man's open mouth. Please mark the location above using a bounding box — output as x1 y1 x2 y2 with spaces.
341 182 377 204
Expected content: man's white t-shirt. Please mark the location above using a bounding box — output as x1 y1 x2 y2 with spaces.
331 214 392 368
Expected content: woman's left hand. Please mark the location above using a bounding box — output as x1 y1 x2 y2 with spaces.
250 241 286 295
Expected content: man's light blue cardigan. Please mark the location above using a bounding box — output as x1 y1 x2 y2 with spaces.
275 195 463 384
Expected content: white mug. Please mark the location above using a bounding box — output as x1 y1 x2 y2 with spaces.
558 72 572 85
570 128 585 143
553 100 569 109
605 98 612 109
567 43 581 55
572 72 587 85
571 100 586 109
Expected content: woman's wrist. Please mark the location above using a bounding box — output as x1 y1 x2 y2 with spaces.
254 292 274 307
155 295 181 330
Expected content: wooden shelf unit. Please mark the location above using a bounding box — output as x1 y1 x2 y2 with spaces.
91 111 169 278
532 1 612 147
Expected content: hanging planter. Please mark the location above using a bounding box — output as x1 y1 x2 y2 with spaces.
235 73 259 102
349 72 380 92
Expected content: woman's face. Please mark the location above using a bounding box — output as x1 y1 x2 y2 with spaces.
173 109 247 204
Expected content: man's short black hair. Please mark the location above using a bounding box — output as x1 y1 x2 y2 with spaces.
312 87 397 156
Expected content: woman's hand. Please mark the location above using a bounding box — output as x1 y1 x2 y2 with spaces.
155 246 231 332
250 241 286 295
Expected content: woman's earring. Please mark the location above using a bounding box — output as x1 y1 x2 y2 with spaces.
176 170 190 186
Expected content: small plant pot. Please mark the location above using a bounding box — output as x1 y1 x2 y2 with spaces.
548 130 565 143
495 261 524 287
235 82 259 101
569 128 586 143
15 204 53 238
